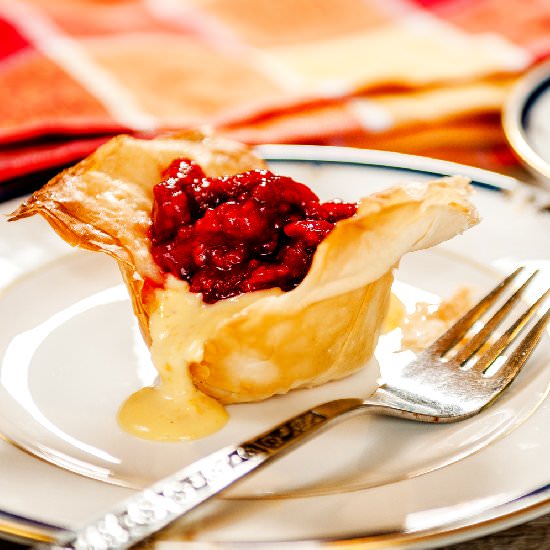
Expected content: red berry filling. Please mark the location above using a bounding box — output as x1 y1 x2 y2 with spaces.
150 158 357 303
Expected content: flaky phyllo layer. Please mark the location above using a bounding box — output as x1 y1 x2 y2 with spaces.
10 132 479 416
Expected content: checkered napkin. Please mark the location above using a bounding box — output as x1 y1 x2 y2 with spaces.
1 0 549 199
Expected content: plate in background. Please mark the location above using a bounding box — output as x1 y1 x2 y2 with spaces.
0 145 549 549
504 59 550 187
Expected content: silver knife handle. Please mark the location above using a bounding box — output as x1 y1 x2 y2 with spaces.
53 398 362 550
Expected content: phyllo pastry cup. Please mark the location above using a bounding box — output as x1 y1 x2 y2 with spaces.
10 132 479 439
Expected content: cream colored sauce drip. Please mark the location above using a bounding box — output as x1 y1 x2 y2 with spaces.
382 292 407 333
118 278 273 441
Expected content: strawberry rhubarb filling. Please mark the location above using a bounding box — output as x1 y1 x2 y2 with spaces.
150 158 357 302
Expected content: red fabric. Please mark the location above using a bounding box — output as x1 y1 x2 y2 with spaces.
0 17 31 59
0 136 110 181
1 0 549 194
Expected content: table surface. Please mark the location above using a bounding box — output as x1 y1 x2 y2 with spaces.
446 513 550 549
3 513 550 549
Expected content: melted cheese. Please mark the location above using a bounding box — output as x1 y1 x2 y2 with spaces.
118 277 277 441
382 293 406 333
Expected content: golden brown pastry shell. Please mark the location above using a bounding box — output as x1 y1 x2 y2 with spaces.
9 132 479 404
192 272 393 403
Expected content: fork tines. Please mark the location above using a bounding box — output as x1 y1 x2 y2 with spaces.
428 266 550 375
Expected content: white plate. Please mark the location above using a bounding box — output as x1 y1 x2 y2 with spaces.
0 146 549 548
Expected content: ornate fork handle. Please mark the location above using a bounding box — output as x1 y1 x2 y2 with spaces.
52 398 365 550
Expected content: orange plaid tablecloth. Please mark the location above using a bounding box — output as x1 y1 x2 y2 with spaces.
1 0 549 198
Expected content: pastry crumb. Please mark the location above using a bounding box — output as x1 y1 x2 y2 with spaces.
401 287 472 351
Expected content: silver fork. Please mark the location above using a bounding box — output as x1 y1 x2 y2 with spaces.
50 267 550 550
